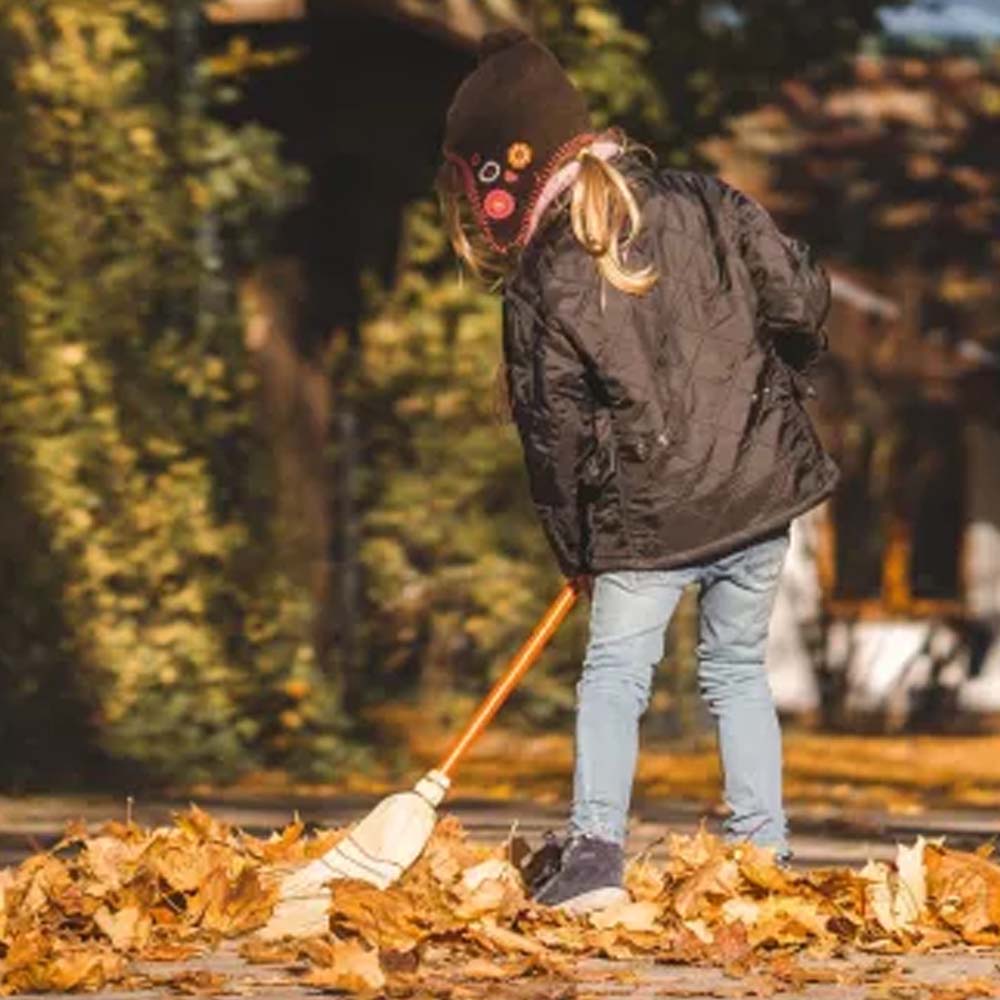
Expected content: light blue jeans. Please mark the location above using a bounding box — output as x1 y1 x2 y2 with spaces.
571 529 790 854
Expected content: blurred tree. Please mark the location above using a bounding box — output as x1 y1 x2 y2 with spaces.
357 205 581 725
0 1 348 784
629 0 909 163
708 43 1000 726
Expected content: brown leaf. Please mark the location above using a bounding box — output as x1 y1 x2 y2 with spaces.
16 855 74 918
734 843 794 894
159 970 230 995
673 857 741 919
192 866 276 936
174 804 231 844
327 880 431 952
1 931 126 994
589 900 661 932
139 937 202 962
925 845 1000 942
82 835 144 894
240 935 307 965
0 868 12 944
927 976 1000 1000
95 904 151 952
380 946 420 974
624 855 665 902
715 920 753 976
459 956 520 981
302 938 386 994
746 896 832 948
468 919 546 956
453 859 525 921
149 839 215 895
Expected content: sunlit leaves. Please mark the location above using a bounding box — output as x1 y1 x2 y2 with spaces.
4 809 1000 995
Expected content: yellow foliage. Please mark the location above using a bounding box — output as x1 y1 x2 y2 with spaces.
0 0 330 781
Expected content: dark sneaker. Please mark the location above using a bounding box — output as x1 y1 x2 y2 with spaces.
533 836 628 914
520 831 565 897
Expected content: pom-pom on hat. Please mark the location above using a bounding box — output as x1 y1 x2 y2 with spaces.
443 29 594 254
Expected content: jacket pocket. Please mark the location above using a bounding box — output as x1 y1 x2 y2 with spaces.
612 425 674 513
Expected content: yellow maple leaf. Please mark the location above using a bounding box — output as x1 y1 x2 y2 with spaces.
302 939 385 994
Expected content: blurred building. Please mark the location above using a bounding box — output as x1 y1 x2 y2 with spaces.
709 50 1000 726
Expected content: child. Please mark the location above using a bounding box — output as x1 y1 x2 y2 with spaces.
438 30 838 913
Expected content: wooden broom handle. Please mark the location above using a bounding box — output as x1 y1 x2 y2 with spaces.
437 581 581 779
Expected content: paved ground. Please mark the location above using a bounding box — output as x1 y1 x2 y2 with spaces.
5 789 1000 868
12 942 997 1000
4 793 1000 998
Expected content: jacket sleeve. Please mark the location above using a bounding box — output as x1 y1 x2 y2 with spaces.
503 294 592 578
725 185 832 372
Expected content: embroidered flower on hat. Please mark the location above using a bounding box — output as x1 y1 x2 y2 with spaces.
483 188 516 220
478 160 501 184
504 169 519 183
507 141 533 170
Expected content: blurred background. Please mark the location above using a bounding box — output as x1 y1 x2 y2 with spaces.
1 0 998 794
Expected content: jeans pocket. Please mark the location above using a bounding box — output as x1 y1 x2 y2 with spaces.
742 529 791 581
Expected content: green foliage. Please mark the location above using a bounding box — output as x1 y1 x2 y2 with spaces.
538 0 666 131
0 1 341 784
357 204 585 723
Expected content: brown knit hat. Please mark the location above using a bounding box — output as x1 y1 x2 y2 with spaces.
443 29 594 254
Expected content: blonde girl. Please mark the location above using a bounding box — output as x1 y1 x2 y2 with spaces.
440 30 836 912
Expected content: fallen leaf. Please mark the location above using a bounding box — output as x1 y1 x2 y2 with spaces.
160 969 229 995
1 931 126 994
461 858 515 892
926 844 1000 943
302 938 385 994
682 918 714 944
673 857 741 919
327 880 431 951
894 838 928 928
469 919 546 955
589 900 660 932
460 956 518 981
721 897 760 926
95 905 150 952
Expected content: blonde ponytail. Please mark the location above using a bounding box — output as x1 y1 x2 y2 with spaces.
570 150 657 296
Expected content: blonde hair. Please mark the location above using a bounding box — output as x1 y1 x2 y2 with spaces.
438 137 657 296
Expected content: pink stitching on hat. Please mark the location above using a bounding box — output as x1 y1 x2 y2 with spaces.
444 131 597 254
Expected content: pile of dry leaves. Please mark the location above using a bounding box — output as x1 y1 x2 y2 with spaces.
2 806 1000 995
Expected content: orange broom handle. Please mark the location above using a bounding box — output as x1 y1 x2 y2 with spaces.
437 581 581 779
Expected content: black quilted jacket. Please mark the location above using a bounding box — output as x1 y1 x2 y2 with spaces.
502 157 840 577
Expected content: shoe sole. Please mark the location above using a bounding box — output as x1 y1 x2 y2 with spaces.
554 886 629 915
